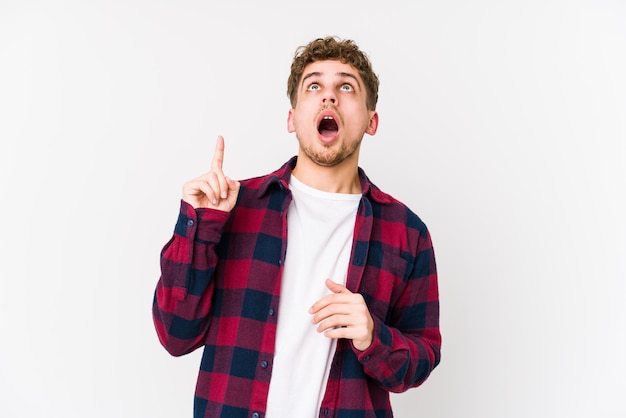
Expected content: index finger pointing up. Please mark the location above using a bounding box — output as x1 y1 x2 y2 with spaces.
211 135 225 170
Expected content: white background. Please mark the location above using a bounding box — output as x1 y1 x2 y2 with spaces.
1 1 625 417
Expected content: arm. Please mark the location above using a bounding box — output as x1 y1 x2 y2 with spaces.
356 228 441 392
152 136 240 356
152 202 229 356
311 227 441 392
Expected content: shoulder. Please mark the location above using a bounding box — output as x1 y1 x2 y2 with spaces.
231 159 296 210
239 157 296 194
365 180 429 235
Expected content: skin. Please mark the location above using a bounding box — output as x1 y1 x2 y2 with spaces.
288 60 378 194
182 135 240 212
182 59 377 351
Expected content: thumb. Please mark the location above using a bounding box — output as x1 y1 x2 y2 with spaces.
226 177 240 193
326 278 350 294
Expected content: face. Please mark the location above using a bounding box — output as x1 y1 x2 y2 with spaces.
287 60 378 168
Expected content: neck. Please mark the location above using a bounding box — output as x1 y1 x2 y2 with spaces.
292 153 361 194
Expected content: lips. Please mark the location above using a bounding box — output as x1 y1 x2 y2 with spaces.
317 111 339 142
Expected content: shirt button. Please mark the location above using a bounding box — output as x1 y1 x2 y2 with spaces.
260 361 268 369
363 355 370 361
269 309 275 316
252 413 260 418
186 220 194 227
323 408 329 415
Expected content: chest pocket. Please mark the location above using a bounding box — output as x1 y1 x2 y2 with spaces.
358 252 411 321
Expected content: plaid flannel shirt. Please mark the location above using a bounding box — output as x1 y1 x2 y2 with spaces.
153 157 441 418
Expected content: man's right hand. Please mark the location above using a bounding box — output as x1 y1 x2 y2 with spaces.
182 135 240 211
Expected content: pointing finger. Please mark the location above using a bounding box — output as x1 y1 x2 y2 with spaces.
211 135 225 170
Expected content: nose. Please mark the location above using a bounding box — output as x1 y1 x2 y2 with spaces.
322 90 336 105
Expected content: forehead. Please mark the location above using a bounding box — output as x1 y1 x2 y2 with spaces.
301 60 362 83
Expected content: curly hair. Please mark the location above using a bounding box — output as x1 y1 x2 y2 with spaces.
287 36 379 111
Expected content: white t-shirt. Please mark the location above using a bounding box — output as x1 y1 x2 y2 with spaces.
265 175 361 417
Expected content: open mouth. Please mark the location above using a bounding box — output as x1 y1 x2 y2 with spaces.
318 115 339 137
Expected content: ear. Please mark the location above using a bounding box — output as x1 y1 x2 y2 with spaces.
365 111 379 135
287 109 296 133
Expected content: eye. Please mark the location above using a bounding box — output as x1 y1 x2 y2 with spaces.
307 83 320 91
340 83 354 92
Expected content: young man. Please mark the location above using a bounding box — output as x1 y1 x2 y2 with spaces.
153 36 441 418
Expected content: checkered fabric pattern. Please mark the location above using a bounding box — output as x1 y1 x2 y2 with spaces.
153 157 441 418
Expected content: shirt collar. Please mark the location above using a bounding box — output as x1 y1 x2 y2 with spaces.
256 157 394 205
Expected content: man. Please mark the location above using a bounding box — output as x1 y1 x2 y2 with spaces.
153 36 441 418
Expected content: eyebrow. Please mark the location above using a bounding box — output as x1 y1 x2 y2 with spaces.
301 71 362 91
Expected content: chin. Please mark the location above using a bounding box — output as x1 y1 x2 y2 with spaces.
303 146 357 168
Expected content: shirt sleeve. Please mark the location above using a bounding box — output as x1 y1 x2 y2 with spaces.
152 200 230 356
355 227 441 392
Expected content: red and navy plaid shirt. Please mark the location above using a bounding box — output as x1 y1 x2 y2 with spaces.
153 157 441 418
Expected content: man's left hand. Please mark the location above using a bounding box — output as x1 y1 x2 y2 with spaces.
309 279 374 351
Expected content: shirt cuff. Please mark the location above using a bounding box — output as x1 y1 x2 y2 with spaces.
174 199 230 242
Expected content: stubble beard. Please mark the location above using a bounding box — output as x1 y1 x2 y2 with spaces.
299 136 363 167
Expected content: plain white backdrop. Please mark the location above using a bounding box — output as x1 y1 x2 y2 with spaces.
1 1 625 417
